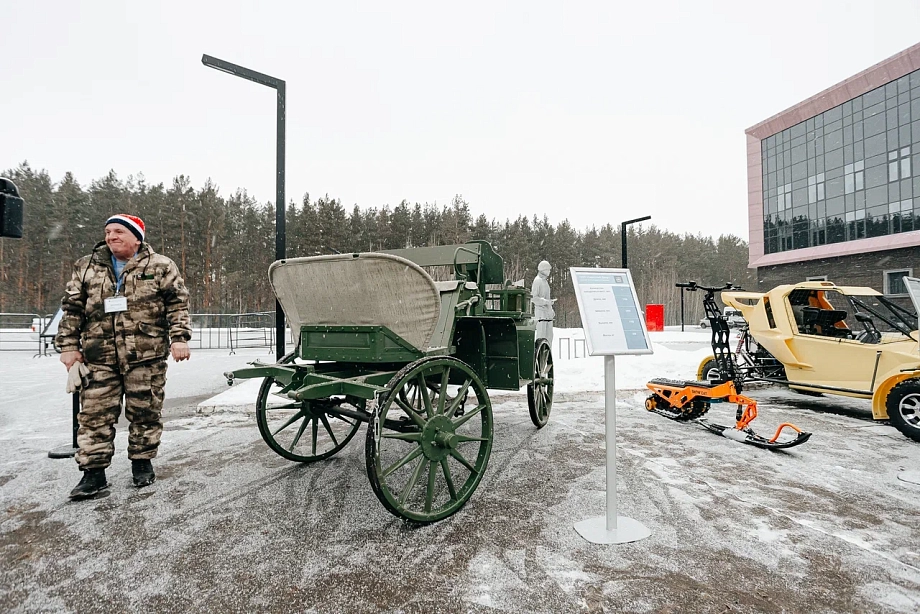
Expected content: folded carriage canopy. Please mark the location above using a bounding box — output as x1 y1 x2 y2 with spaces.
268 252 442 353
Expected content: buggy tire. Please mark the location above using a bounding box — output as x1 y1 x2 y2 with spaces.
886 379 920 442
697 358 721 383
527 340 554 428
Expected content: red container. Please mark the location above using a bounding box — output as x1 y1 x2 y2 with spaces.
645 304 664 332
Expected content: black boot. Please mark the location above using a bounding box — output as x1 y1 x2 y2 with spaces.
69 468 109 500
132 459 156 487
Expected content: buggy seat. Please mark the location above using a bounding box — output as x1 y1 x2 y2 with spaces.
801 307 851 338
268 253 455 353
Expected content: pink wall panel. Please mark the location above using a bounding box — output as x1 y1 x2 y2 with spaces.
750 232 920 268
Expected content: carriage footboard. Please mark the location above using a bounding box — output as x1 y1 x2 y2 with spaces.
224 362 394 401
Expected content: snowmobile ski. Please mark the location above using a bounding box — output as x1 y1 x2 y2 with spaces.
697 420 812 449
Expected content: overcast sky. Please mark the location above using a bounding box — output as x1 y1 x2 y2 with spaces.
4 1 920 240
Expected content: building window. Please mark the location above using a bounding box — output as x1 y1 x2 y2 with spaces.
777 183 792 210
808 173 826 202
844 162 863 194
761 65 920 254
845 209 866 240
806 275 828 281
884 269 913 295
888 199 913 234
888 147 912 182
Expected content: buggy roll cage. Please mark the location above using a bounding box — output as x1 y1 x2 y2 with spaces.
847 295 918 339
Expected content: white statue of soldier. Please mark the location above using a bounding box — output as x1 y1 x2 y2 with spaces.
531 260 556 345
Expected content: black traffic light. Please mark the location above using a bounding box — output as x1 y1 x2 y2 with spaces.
0 177 24 238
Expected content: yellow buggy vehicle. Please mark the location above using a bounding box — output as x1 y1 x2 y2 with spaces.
702 280 920 442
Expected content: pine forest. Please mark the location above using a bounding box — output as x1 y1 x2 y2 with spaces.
0 162 755 327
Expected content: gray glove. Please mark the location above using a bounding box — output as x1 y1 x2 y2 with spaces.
66 363 90 394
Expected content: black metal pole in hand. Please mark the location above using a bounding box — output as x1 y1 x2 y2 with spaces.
680 287 685 332
48 392 79 459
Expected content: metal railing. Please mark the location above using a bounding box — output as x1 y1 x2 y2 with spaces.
190 312 294 353
555 335 586 359
1 311 296 355
190 311 287 353
0 312 48 355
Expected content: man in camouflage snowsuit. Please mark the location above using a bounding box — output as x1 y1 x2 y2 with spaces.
56 214 192 499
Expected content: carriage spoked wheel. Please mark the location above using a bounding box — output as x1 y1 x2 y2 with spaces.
366 356 493 523
527 339 554 428
256 376 363 463
397 378 466 416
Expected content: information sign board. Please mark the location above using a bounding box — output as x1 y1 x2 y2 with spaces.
570 268 653 356
569 267 652 544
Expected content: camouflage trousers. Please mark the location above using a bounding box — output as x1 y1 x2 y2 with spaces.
75 361 167 470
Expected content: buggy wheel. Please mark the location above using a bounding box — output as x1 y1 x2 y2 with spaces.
366 356 493 523
885 379 920 442
256 376 362 462
527 340 554 428
697 358 721 382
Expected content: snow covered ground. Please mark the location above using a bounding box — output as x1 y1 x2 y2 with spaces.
198 326 720 412
2 326 919 613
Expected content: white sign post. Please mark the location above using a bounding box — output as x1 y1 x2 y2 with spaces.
570 268 652 544
903 277 920 355
898 277 920 486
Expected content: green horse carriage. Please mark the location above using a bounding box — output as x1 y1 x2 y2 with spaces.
225 240 555 522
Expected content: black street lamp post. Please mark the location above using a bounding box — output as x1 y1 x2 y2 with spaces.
679 285 685 332
201 54 287 361
621 215 651 269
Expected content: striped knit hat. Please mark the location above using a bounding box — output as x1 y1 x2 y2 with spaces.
105 214 145 242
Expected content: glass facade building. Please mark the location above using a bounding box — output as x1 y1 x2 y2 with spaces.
762 68 920 254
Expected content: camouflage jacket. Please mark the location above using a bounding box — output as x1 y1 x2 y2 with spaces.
55 241 192 368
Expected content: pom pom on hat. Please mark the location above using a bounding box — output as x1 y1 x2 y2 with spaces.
105 214 145 242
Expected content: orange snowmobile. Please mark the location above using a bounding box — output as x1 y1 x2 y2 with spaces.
644 282 812 450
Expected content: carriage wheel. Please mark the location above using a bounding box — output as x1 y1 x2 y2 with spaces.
366 356 493 523
527 340 554 428
256 376 362 462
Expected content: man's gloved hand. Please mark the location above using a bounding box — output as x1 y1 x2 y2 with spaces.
61 350 83 370
66 362 90 394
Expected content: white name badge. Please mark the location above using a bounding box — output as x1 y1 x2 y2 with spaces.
104 296 128 313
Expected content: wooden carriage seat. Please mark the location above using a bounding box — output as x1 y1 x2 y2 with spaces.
268 253 443 352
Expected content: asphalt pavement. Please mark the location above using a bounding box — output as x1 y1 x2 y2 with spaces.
2 383 920 613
